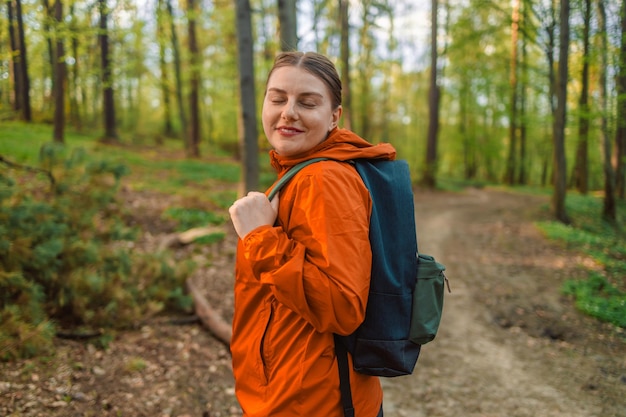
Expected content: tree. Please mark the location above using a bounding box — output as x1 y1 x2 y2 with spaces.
187 0 201 157
165 0 188 142
423 0 440 188
234 0 259 194
156 0 174 138
616 0 626 198
277 0 297 51
597 0 616 221
552 0 570 224
52 0 65 143
99 0 118 142
7 0 31 121
504 0 520 185
339 0 352 130
571 0 591 194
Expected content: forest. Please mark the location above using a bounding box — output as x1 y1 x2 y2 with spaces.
2 0 625 219
1 0 626 415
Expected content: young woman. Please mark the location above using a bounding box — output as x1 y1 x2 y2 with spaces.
229 51 395 417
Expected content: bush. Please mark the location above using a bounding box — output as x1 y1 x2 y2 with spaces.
0 145 194 360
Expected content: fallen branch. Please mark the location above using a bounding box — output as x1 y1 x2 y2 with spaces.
159 226 224 251
186 277 232 346
0 154 56 188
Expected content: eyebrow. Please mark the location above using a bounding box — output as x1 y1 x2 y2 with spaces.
266 87 324 99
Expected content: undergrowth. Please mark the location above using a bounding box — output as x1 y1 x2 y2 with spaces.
536 193 626 329
0 143 195 360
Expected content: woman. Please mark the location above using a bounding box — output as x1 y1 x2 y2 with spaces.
229 51 395 417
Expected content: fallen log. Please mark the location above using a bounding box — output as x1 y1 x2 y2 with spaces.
186 277 232 346
159 226 224 251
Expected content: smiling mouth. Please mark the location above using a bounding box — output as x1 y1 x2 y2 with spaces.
277 126 304 134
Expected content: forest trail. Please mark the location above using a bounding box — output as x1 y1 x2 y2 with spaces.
382 189 626 417
1 188 625 417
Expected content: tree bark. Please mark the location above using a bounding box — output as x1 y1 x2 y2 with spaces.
504 0 520 185
277 0 298 51
597 0 616 221
234 0 259 194
166 0 188 143
571 0 591 194
52 0 65 143
99 0 118 142
157 0 174 139
339 0 352 130
615 0 626 198
187 0 201 157
423 0 439 188
552 0 570 224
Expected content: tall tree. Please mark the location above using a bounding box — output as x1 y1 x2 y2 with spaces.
504 0 520 185
423 0 440 188
99 0 118 142
156 0 174 138
164 0 187 142
52 0 65 142
597 0 616 221
277 0 297 51
616 0 626 198
187 0 201 157
234 0 259 194
571 0 591 194
339 0 352 130
552 0 570 223
7 0 31 121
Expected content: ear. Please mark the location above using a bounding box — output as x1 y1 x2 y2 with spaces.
329 105 343 131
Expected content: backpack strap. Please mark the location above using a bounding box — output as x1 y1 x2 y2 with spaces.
267 157 328 201
334 334 355 417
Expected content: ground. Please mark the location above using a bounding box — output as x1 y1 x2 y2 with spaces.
1 187 625 417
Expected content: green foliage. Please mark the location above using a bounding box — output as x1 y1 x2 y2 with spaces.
536 193 626 328
0 144 194 360
562 273 626 328
162 207 225 231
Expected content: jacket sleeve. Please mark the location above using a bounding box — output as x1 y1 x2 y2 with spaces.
240 163 372 335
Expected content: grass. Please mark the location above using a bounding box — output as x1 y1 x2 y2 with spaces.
536 192 626 328
0 121 242 208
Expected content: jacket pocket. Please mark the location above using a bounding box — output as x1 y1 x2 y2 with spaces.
260 300 275 382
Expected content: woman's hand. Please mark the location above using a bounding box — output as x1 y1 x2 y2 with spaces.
229 191 280 239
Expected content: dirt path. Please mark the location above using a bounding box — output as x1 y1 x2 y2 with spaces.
1 188 625 417
382 188 626 417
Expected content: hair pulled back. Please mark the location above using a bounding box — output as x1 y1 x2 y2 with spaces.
266 51 342 110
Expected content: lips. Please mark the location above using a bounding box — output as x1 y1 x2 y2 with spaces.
277 126 304 134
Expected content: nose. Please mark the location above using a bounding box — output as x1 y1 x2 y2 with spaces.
281 99 298 120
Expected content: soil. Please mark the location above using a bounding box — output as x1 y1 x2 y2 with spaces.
2 186 626 417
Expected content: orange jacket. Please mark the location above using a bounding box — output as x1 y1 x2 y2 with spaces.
231 128 396 416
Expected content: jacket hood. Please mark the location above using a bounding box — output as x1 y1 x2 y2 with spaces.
269 128 396 174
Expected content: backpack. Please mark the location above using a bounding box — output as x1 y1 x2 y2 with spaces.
268 157 449 416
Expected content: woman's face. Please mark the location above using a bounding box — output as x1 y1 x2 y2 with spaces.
262 66 342 157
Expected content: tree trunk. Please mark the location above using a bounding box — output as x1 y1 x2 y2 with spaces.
187 0 201 157
552 0 570 224
68 4 82 129
277 0 297 51
615 0 626 198
7 0 32 121
517 1 528 185
99 0 118 142
597 0 616 221
7 0 20 113
52 0 65 143
234 0 259 194
571 0 591 194
157 0 174 139
423 0 439 188
166 0 187 143
504 0 520 185
339 0 352 130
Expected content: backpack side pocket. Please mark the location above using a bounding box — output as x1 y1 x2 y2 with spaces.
409 254 448 345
